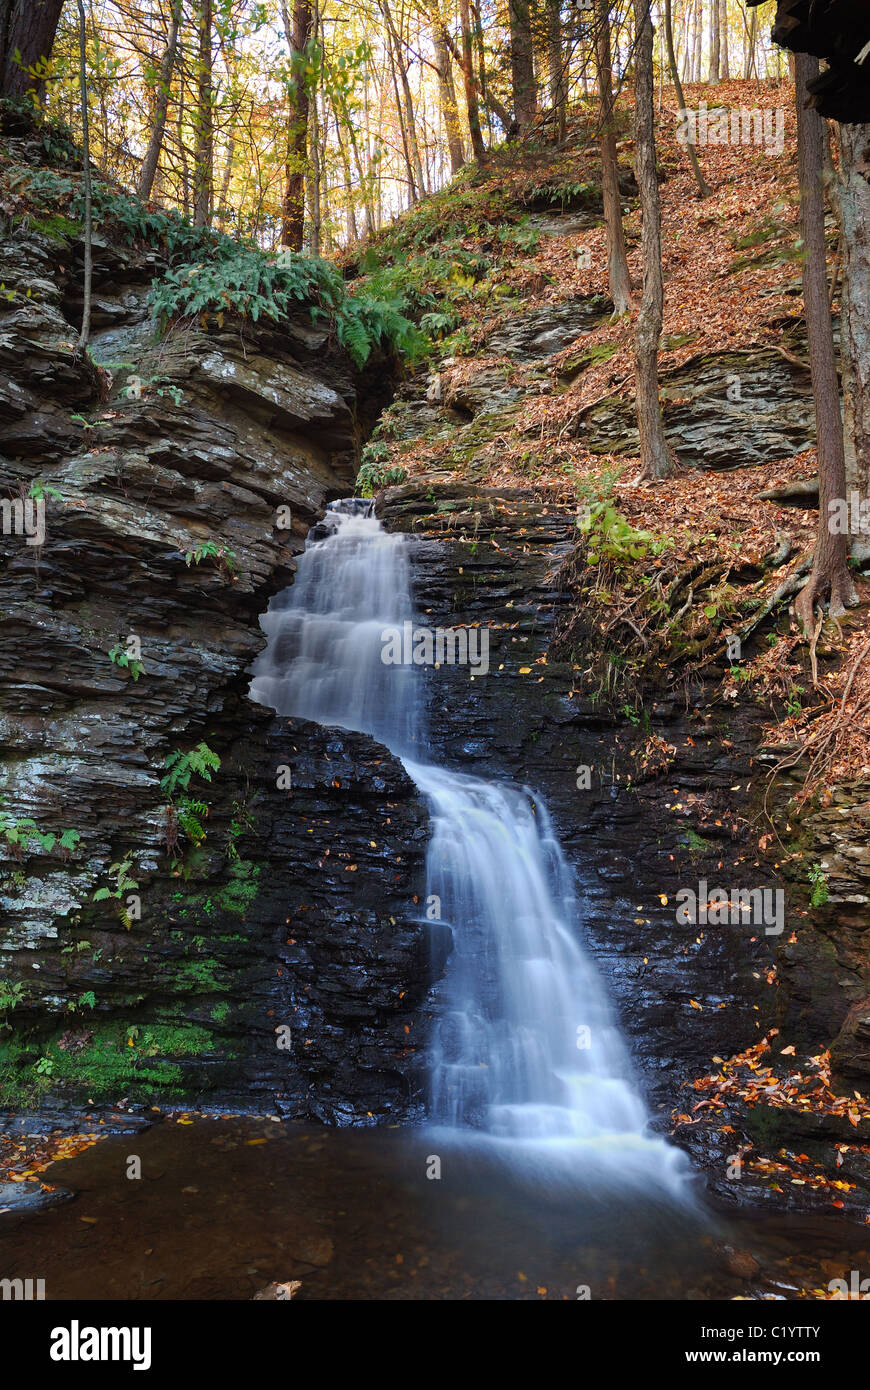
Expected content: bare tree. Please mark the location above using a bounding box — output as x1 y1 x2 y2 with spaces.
632 0 670 481
793 53 857 628
280 0 312 246
192 0 213 226
719 0 729 79
76 0 92 351
743 3 758 80
381 0 425 195
838 122 870 521
508 0 536 132
137 0 182 202
665 0 711 197
546 0 566 141
430 4 465 174
458 0 486 161
708 0 720 82
593 0 631 316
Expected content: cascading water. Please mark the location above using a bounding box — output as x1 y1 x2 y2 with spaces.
250 501 690 1200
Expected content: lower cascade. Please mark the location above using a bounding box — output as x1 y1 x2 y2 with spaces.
251 501 690 1199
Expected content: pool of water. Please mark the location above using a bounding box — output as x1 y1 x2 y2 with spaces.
2 1115 867 1300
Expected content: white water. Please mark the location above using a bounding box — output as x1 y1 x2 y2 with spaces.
251 502 689 1199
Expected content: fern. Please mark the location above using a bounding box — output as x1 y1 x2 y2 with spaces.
177 797 209 846
0 801 82 862
160 742 221 800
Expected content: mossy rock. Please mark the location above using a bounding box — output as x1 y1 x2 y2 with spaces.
557 338 620 381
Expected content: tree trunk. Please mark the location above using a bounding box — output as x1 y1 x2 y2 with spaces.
137 0 181 202
192 0 213 227
665 0 711 197
0 0 64 100
632 0 670 481
332 116 358 243
744 5 758 81
215 133 234 226
708 0 720 83
719 0 729 79
692 0 702 83
838 122 870 513
458 0 486 161
76 0 92 352
793 53 857 628
546 0 566 141
381 0 425 196
385 17 418 203
593 0 631 317
508 0 537 132
280 0 312 248
432 17 465 174
680 0 691 82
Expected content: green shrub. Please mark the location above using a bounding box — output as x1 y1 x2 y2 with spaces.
808 863 829 908
577 501 655 567
356 440 406 496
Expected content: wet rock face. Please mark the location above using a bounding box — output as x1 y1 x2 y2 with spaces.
578 349 815 469
768 773 870 1076
377 482 778 1119
0 219 409 1105
199 718 433 1122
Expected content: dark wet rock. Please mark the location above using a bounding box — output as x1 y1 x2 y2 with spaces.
0 1180 73 1213
0 214 431 1120
831 1000 870 1080
722 1245 761 1279
441 362 526 417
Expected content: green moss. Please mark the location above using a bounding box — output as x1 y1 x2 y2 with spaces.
216 859 260 916
28 213 82 243
173 958 228 993
682 827 712 857
133 1024 215 1055
168 859 261 927
0 1018 224 1105
557 339 619 380
661 331 699 350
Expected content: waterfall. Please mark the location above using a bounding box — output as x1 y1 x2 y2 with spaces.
250 502 690 1199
